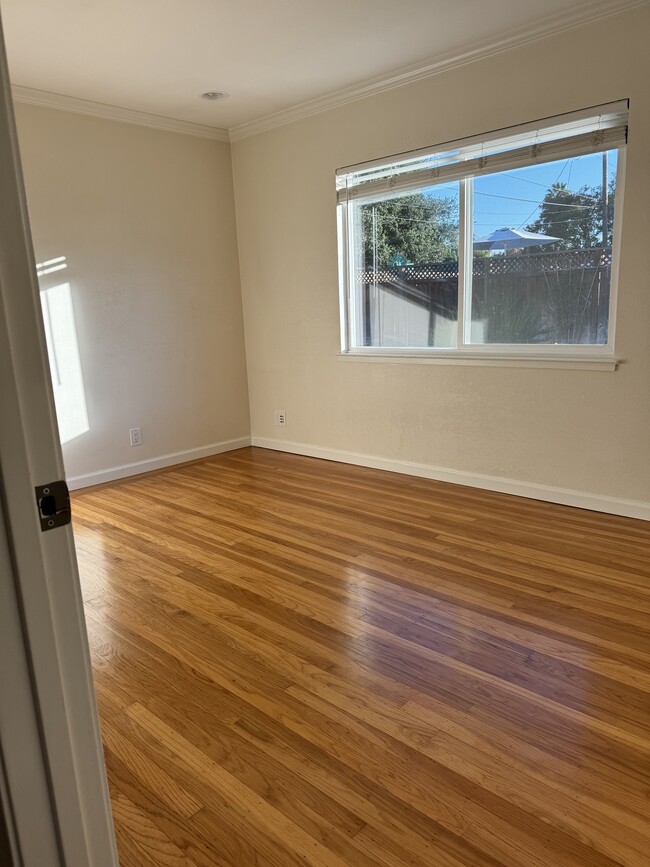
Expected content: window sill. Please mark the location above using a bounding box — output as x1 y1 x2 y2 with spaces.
337 350 619 371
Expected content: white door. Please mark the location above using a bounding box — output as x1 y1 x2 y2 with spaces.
0 9 118 867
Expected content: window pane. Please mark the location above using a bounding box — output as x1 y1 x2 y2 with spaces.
352 184 459 348
469 151 617 345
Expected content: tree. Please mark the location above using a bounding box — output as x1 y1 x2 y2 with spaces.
526 182 598 250
599 177 617 247
360 193 458 267
526 178 615 250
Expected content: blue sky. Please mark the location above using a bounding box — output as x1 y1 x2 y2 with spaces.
425 150 617 239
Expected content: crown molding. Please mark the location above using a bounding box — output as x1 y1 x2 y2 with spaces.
11 85 230 142
9 0 647 144
229 0 648 141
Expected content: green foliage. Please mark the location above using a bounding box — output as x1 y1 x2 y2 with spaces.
526 179 615 250
361 193 458 267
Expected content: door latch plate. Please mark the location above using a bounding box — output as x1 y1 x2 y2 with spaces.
35 480 71 531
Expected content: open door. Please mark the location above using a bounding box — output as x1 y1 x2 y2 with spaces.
0 9 118 867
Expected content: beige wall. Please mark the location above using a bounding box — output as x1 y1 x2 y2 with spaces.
232 6 650 506
16 104 250 482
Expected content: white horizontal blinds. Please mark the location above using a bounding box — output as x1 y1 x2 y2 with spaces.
336 101 628 206
338 126 626 204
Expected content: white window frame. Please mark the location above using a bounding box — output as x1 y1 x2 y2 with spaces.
337 103 627 371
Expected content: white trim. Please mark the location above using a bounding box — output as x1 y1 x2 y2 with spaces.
458 177 472 348
337 351 619 371
7 2 645 144
0 11 118 862
66 436 251 489
11 85 230 142
337 205 350 352
607 148 626 355
229 0 647 141
251 438 650 521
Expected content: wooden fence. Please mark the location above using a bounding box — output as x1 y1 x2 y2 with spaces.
357 247 612 345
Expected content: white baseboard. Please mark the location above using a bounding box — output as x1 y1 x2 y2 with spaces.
67 436 251 490
251 436 650 521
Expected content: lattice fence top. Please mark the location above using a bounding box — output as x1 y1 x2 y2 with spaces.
357 247 612 284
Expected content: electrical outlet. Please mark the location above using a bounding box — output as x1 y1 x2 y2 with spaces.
129 427 142 446
274 410 287 428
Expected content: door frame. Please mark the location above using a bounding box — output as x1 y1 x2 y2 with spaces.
0 10 118 867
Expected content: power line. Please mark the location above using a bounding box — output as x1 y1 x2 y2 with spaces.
474 211 566 217
476 190 597 209
515 159 571 228
474 218 590 227
499 171 597 199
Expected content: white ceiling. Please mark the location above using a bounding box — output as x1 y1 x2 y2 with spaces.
1 0 643 135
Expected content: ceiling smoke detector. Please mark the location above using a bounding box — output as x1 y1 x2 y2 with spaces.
200 91 229 101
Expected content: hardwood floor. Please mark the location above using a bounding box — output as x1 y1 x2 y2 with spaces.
72 446 650 867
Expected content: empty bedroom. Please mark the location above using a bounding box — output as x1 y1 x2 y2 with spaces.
0 2 648 866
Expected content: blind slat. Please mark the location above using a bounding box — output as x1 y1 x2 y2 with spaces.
336 124 626 205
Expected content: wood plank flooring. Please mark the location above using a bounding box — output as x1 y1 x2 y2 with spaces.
72 446 650 867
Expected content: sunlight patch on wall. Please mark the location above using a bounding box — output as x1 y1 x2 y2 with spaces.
36 255 68 277
39 277 89 445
